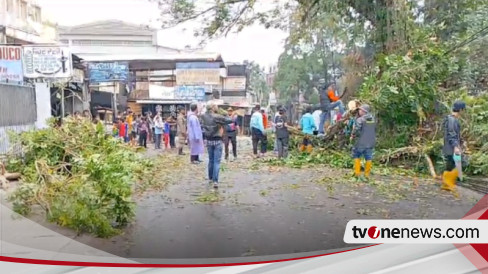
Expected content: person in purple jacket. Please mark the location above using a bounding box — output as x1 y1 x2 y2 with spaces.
187 104 204 164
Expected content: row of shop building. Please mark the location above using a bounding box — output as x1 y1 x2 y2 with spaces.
1 43 256 119
1 18 261 154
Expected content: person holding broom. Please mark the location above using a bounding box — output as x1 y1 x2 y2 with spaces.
350 104 376 181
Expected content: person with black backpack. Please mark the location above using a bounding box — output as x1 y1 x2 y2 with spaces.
274 107 289 159
201 103 233 189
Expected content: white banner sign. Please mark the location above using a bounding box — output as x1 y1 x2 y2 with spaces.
224 77 246 90
72 68 84 83
22 46 73 78
176 69 221 85
149 85 175 99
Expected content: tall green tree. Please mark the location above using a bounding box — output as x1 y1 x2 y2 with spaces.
247 62 270 105
154 0 415 54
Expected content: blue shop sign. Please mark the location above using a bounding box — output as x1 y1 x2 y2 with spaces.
88 62 129 83
175 86 206 101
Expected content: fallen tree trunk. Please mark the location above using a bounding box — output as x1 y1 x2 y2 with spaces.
424 154 437 179
379 146 421 164
4 172 21 181
0 162 21 181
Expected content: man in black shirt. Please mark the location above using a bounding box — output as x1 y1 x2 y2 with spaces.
441 100 466 195
224 107 239 161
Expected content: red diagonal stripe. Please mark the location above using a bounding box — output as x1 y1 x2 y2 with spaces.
471 209 488 262
464 195 488 218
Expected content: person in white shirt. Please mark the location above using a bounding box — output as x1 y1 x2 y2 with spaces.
312 108 322 133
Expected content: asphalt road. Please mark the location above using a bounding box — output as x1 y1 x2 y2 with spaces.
67 138 482 259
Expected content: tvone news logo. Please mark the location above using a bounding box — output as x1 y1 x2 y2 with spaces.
368 226 380 239
352 226 381 239
351 225 417 239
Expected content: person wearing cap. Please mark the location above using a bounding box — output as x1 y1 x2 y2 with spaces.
441 100 466 194
176 106 187 155
350 104 376 180
223 107 239 161
344 100 361 138
274 107 290 159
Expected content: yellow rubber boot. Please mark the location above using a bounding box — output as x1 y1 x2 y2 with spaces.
441 170 458 191
451 169 459 190
306 144 313 154
365 161 373 178
441 171 452 190
299 144 305 152
353 158 361 177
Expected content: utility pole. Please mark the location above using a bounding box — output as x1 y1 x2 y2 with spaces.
113 81 118 118
0 26 6 44
61 85 65 118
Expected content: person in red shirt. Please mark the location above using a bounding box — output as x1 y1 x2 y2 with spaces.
118 117 128 142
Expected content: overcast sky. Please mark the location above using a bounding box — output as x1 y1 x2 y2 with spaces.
37 0 288 68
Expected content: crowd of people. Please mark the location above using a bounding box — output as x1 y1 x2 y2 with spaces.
105 81 465 195
269 79 461 192
111 107 184 152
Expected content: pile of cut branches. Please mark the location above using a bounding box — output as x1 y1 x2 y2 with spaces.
6 117 154 237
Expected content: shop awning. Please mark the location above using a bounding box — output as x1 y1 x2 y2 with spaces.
229 102 253 108
78 52 225 71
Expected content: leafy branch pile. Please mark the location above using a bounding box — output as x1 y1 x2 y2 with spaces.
354 31 488 177
6 118 153 237
463 95 488 175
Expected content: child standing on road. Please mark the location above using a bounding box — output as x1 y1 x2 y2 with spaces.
164 118 171 149
118 117 128 143
112 119 119 138
138 117 149 148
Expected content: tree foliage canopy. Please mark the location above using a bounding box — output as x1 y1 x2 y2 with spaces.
154 0 488 176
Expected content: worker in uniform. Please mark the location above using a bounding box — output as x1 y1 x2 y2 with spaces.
350 104 376 180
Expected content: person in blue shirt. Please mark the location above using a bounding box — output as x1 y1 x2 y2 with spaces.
299 106 316 153
250 105 267 158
